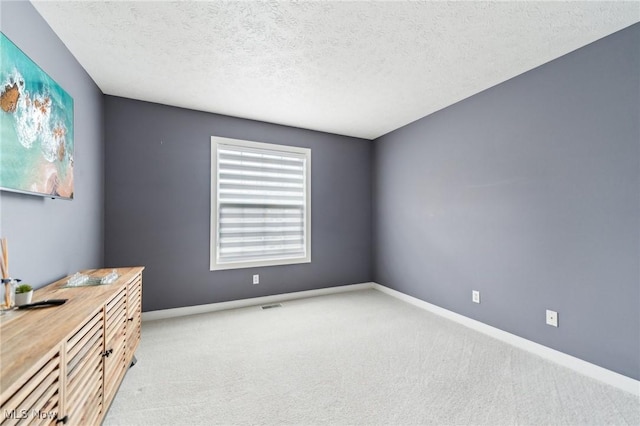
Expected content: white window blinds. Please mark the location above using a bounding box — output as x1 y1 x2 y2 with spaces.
211 137 311 270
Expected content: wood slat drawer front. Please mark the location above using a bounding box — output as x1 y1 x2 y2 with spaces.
66 314 103 386
65 308 104 426
127 324 141 355
106 300 126 328
106 288 126 320
103 280 132 408
103 334 127 404
67 368 102 417
126 278 142 356
66 335 102 385
105 303 126 358
67 369 102 423
68 369 103 425
66 348 102 401
128 291 141 317
128 279 141 300
106 308 126 340
0 352 60 426
65 372 102 426
25 375 58 424
66 320 103 376
66 312 102 358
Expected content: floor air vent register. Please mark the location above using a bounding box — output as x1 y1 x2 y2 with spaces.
261 303 283 310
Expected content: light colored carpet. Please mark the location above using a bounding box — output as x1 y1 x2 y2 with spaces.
104 289 639 425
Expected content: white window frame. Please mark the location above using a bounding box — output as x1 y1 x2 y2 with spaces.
210 136 311 271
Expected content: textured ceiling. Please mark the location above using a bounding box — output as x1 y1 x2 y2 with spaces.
32 1 639 140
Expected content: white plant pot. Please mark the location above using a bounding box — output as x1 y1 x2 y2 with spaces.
15 290 33 306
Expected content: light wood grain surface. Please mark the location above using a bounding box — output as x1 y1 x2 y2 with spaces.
0 267 144 406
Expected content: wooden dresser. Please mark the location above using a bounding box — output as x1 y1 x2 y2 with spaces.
0 267 143 425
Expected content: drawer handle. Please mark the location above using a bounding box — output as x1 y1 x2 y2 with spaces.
128 317 134 322
56 415 68 424
102 349 113 358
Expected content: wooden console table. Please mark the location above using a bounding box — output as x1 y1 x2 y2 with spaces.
0 267 143 425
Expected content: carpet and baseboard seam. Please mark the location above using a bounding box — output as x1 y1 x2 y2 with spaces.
142 281 639 396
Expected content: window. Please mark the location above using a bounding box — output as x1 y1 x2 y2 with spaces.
210 136 311 271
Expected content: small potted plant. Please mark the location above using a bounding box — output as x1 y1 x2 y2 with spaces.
15 284 33 306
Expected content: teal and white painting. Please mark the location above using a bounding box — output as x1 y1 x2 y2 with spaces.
0 32 74 199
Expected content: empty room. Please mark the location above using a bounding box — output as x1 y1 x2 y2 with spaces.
0 1 638 425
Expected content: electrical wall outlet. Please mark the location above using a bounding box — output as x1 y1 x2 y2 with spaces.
546 309 558 327
472 290 480 304
253 274 259 285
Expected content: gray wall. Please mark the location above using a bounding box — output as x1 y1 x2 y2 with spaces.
0 1 104 287
373 24 640 380
104 97 372 312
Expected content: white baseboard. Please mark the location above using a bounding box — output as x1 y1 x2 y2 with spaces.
142 282 375 322
372 283 640 397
